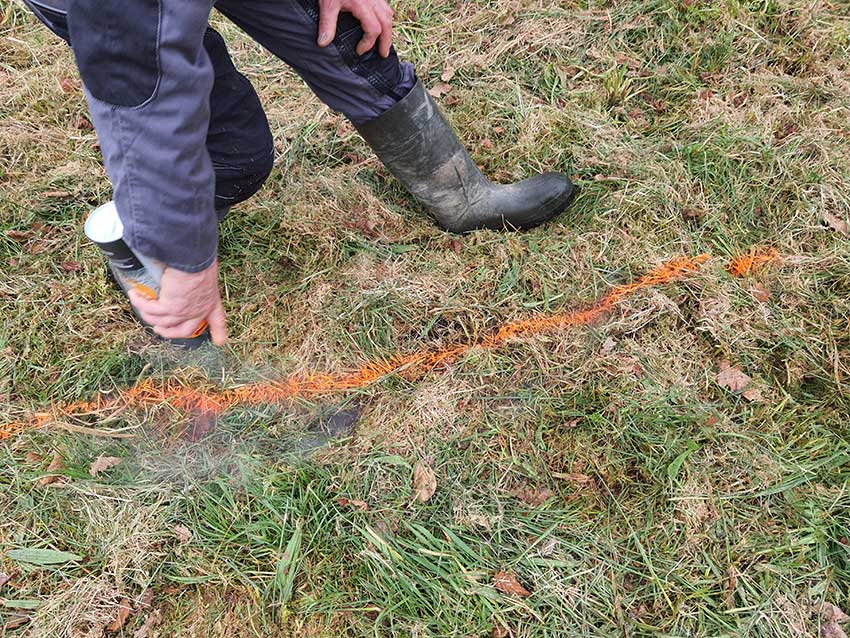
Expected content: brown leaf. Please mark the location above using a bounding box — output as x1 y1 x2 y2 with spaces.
75 115 94 130
3 617 30 631
716 360 751 392
105 598 133 633
750 283 771 302
406 8 417 21
511 485 555 506
186 410 216 441
37 451 64 486
499 12 516 26
723 566 737 609
480 137 494 150
24 452 43 463
551 472 593 485
89 455 121 478
60 261 82 273
443 94 460 106
6 229 33 241
448 238 463 253
427 83 453 98
823 211 849 237
0 572 10 588
822 622 848 638
133 609 162 638
440 66 456 83
615 54 641 70
336 497 369 512
742 387 765 403
173 525 193 543
58 77 78 93
493 571 531 597
412 461 437 503
492 625 510 638
821 603 850 624
42 190 71 198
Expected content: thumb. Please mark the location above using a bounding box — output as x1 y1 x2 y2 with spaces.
207 299 228 346
317 0 340 46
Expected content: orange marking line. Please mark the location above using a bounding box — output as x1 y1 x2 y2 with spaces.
0 251 778 439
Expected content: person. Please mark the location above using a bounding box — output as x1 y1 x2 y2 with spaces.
23 0 576 346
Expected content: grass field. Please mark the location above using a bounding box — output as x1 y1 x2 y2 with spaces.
2 0 850 635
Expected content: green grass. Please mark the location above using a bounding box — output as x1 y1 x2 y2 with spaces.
1 0 849 635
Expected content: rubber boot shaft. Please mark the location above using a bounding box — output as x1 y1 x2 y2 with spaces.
355 80 575 232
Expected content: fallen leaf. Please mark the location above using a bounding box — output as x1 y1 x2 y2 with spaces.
492 625 510 638
443 94 460 106
698 88 713 100
42 190 71 198
742 387 765 403
37 452 64 486
6 230 33 241
511 485 555 506
682 207 705 221
615 54 641 70
500 12 516 26
336 497 369 512
448 238 463 253
551 472 593 485
716 360 751 393
480 137 494 149
723 566 737 609
493 571 531 597
133 609 162 638
60 261 81 273
75 115 93 130
440 66 456 83
428 83 453 98
24 452 43 463
3 617 30 631
821 603 850 624
173 525 192 543
412 461 437 503
186 410 216 441
750 283 771 302
406 8 417 21
823 211 849 237
105 598 133 633
822 623 848 638
89 455 121 478
58 77 78 93
0 572 10 588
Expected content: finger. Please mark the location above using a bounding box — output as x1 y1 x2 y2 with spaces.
355 13 381 55
153 318 204 340
127 288 165 316
377 12 392 58
317 0 340 46
207 300 228 346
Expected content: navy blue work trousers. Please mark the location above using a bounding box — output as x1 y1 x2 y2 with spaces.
24 0 417 271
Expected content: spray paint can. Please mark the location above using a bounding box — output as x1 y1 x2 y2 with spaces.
84 201 209 347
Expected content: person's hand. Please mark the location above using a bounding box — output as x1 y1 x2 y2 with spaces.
127 260 227 345
317 0 394 58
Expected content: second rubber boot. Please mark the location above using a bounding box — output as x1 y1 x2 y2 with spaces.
354 80 576 233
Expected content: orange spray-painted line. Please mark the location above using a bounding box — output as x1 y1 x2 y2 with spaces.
0 250 779 439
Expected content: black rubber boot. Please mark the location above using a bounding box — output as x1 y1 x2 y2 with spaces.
355 80 576 233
